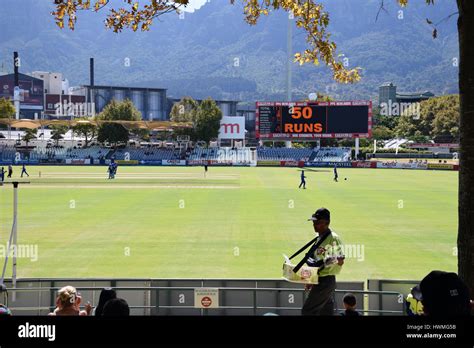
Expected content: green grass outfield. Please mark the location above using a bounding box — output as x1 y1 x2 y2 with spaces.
0 165 457 281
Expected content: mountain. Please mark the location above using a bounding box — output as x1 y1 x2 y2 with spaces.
0 0 459 103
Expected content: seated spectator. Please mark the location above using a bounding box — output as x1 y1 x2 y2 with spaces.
48 286 91 316
0 304 12 316
75 291 92 316
405 285 424 316
340 293 361 316
102 298 130 316
419 270 471 316
94 288 117 316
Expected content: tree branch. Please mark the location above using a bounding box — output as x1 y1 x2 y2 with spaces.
375 0 389 23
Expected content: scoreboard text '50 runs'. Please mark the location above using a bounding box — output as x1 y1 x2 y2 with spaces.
256 101 372 139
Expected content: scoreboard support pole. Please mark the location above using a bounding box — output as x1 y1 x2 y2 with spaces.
355 138 360 159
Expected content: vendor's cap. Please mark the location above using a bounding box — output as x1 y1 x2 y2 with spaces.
308 208 330 222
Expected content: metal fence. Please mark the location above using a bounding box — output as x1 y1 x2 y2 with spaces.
0 278 407 316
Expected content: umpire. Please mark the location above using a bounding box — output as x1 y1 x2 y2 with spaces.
302 208 345 315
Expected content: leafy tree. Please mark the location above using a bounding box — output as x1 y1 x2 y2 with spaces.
395 95 459 141
97 123 129 145
131 128 150 142
98 99 142 122
395 114 423 140
22 129 37 147
430 95 460 140
195 98 223 144
97 99 142 146
170 97 199 124
0 97 16 131
372 125 394 141
50 126 69 146
0 97 15 119
51 0 474 299
372 106 400 131
170 97 223 142
170 97 199 140
72 120 97 147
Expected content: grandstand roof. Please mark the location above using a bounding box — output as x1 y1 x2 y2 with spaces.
168 97 239 104
0 119 192 130
396 91 435 99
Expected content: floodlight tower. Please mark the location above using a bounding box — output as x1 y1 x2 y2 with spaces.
286 11 293 149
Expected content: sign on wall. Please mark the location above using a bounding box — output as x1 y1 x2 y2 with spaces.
194 288 219 309
218 116 245 140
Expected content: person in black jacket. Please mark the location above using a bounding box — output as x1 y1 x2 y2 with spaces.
94 288 117 316
419 270 471 316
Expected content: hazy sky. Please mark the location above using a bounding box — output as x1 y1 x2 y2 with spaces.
184 0 210 12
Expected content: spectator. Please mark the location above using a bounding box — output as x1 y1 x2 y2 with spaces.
48 286 91 316
0 304 12 316
405 285 424 316
75 291 92 316
102 298 130 316
419 270 471 316
94 288 117 316
340 293 361 316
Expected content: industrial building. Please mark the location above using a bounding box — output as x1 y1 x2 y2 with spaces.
379 82 435 106
0 72 44 119
80 85 168 121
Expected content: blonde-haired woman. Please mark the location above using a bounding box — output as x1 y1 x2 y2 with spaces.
48 286 91 316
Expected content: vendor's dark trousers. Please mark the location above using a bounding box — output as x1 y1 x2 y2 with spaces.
302 275 336 316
